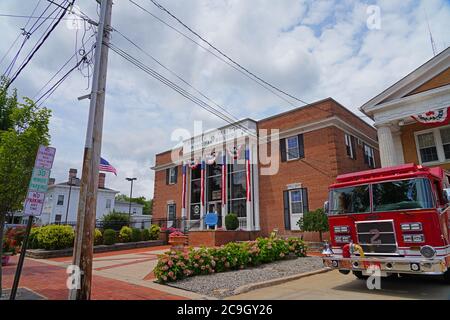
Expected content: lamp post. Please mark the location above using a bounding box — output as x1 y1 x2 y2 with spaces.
126 177 137 225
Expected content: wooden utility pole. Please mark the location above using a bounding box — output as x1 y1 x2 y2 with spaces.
69 0 113 300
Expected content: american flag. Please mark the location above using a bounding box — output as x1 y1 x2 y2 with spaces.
99 157 117 176
245 149 251 202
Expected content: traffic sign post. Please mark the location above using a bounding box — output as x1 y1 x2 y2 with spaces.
9 145 55 300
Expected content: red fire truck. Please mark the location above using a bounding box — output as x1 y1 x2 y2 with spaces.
322 164 450 281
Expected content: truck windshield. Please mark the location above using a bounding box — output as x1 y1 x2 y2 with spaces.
373 178 434 211
329 185 370 214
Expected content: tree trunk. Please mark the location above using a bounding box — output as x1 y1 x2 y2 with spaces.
319 231 323 243
0 212 6 299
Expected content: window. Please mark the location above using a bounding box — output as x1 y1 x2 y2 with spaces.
286 136 300 160
167 204 176 221
363 144 376 168
106 199 111 209
166 167 178 185
190 166 201 220
373 178 434 212
417 132 438 163
345 134 356 160
55 214 62 224
440 128 450 159
289 190 303 215
329 185 370 214
57 195 64 206
133 208 137 214
228 150 247 218
283 188 308 230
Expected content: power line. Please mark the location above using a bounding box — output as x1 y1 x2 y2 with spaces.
107 42 257 137
4 0 75 91
148 0 309 106
112 27 245 128
0 13 80 20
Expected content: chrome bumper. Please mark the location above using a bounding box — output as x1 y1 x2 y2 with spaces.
323 255 448 275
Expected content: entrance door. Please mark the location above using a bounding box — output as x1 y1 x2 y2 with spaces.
289 190 303 231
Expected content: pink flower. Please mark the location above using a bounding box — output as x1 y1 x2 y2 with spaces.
162 276 167 281
162 265 169 271
167 260 174 267
194 255 200 260
194 263 199 268
201 266 205 270
168 271 174 277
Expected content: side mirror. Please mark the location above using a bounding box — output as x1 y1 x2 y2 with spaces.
323 201 329 215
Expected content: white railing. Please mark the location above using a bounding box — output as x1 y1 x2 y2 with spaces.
238 217 247 230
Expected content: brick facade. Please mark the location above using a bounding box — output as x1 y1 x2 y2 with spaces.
151 98 380 237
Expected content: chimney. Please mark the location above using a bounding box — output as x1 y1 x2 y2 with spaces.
69 168 77 180
98 173 106 189
48 178 55 185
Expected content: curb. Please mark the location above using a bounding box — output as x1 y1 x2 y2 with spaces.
232 268 332 295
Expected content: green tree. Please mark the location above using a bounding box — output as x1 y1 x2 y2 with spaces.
297 208 329 242
115 194 153 215
0 78 51 295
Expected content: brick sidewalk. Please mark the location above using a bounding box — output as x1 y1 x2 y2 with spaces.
1 256 186 300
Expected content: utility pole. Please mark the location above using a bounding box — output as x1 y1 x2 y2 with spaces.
69 0 112 300
126 177 137 224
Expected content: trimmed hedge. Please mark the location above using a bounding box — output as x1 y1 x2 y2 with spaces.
131 228 142 242
142 229 151 241
119 226 132 243
103 229 117 245
94 228 103 246
149 224 161 240
34 225 75 250
225 213 239 230
153 236 307 283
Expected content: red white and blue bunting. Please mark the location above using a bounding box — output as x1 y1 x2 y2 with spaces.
188 159 200 169
205 152 217 165
411 107 450 126
228 145 243 160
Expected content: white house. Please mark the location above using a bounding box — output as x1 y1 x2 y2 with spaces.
114 200 144 216
36 169 118 225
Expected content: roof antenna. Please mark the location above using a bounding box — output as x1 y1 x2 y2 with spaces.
425 9 438 56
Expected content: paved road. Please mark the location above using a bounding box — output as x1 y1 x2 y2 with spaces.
229 270 450 300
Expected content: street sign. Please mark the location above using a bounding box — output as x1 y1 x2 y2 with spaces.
29 168 51 192
23 191 45 217
35 145 56 169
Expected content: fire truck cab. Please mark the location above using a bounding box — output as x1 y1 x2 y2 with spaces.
322 164 450 281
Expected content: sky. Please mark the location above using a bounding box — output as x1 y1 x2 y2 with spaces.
0 0 449 199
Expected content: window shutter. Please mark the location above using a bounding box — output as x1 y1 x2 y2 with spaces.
174 166 178 184
350 135 357 160
166 168 170 185
298 134 305 159
302 188 309 214
283 191 291 230
280 138 287 162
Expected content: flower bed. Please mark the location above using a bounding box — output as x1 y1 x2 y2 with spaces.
153 235 307 283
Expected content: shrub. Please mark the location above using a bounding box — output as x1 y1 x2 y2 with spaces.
101 211 130 231
119 226 132 242
94 228 103 246
142 229 151 241
29 227 42 249
153 235 307 283
103 229 117 245
5 227 26 247
225 213 239 230
131 228 142 242
149 224 161 240
36 225 75 250
297 208 329 242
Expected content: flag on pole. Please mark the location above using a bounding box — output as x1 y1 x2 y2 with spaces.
221 153 227 207
182 164 187 209
99 157 117 176
200 160 205 206
245 149 251 202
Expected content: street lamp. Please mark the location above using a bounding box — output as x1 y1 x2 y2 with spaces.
125 177 137 225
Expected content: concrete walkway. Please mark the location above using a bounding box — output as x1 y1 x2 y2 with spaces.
2 246 209 300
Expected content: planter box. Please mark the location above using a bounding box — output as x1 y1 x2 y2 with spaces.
188 231 261 247
169 235 188 251
26 240 165 259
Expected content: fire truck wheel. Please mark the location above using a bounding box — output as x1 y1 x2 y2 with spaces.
352 271 368 280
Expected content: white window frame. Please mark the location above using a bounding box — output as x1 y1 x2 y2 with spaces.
167 203 176 221
364 144 376 168
289 189 303 215
286 136 300 161
414 125 450 165
168 167 177 185
345 133 354 159
57 194 64 206
106 199 111 209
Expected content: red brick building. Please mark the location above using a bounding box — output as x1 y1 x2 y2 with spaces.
151 98 380 239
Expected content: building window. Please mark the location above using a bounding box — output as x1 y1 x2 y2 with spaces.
440 128 450 159
289 190 303 215
57 195 64 206
55 214 62 224
166 167 178 185
345 134 356 160
363 144 376 168
228 149 247 218
286 136 300 160
283 188 309 231
133 208 137 214
190 166 201 220
417 132 438 163
106 199 111 209
167 203 176 224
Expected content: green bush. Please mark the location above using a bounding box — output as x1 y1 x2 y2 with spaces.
94 228 103 246
153 234 307 283
142 229 151 241
119 226 132 242
103 229 117 245
28 227 42 249
225 213 239 230
35 225 75 250
297 208 329 242
149 224 161 240
131 228 142 242
101 211 130 231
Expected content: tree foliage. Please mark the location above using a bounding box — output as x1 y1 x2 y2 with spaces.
115 193 153 215
297 208 329 241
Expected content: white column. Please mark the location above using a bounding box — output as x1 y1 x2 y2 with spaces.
246 146 254 231
392 130 405 164
377 124 398 168
252 143 260 231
